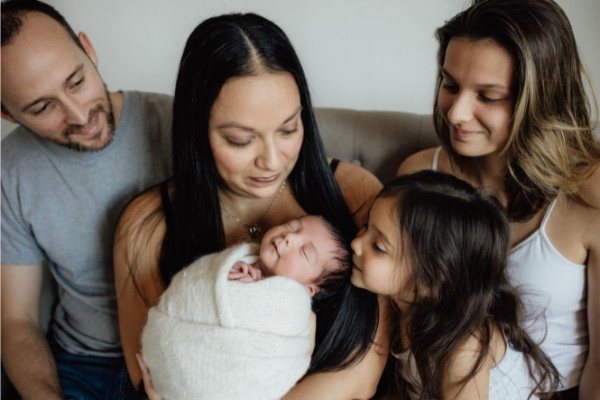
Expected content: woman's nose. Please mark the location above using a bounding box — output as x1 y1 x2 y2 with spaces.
256 142 280 171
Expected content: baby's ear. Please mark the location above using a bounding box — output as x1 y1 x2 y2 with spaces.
306 284 320 298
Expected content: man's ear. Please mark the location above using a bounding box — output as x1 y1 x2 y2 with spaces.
306 284 320 298
77 32 99 67
1 105 17 123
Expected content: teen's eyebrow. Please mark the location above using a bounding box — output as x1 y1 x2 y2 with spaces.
441 67 510 90
216 106 302 131
22 64 85 113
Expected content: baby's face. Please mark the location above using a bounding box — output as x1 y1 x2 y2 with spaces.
260 215 336 296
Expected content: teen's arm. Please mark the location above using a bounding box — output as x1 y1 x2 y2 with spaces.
579 170 600 400
1 262 64 399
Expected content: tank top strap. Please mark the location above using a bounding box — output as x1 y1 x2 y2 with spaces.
431 146 442 171
329 158 340 174
540 197 558 230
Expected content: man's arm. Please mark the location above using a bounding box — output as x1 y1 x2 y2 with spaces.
1 262 64 400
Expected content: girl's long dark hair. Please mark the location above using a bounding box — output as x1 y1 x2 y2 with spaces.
381 171 558 399
160 13 377 374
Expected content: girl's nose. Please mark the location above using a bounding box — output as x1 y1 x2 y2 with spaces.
350 236 361 255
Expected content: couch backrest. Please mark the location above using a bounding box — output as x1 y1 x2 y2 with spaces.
315 108 439 184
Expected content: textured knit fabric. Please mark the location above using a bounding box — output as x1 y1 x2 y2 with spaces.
395 341 534 400
142 242 312 400
1 91 173 357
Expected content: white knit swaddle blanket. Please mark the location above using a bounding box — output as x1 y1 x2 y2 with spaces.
142 242 312 400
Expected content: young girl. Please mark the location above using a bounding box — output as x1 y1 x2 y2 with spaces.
351 171 559 399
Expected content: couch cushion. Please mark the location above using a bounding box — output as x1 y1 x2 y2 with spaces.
315 107 439 184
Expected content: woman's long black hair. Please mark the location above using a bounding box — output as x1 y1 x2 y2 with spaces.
160 13 378 374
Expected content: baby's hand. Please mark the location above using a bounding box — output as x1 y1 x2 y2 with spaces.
228 261 262 282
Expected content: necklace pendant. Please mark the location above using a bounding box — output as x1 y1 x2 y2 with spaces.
248 225 261 238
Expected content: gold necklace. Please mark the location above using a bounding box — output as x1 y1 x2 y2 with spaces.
222 180 287 238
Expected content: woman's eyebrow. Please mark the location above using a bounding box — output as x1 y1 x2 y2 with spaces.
216 106 302 131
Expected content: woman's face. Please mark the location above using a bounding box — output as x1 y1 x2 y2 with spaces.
209 71 303 199
351 197 414 310
437 37 515 158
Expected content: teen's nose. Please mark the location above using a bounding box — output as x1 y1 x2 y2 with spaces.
446 92 474 125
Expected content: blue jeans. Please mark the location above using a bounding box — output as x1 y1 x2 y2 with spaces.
50 339 137 400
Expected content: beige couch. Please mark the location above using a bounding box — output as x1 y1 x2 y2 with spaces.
316 108 438 184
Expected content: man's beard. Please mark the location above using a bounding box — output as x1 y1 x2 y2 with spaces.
53 86 116 152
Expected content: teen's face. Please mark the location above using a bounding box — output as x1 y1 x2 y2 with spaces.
260 216 336 296
438 37 514 158
351 198 414 309
209 72 303 199
1 12 115 152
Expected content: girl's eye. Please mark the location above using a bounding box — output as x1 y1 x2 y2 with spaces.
372 242 386 255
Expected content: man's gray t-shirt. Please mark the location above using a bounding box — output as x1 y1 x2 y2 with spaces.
1 91 173 357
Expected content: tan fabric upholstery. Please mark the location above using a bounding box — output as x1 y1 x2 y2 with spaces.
315 108 438 184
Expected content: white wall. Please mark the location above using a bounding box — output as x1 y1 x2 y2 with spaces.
2 0 599 138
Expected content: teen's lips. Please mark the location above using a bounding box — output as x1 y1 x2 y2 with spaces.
451 126 481 141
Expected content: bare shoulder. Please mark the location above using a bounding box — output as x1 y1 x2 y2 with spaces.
116 183 166 236
579 165 600 208
442 328 503 399
114 182 167 279
580 166 600 259
332 160 383 226
396 147 439 176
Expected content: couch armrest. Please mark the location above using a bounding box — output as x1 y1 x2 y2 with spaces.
315 107 439 184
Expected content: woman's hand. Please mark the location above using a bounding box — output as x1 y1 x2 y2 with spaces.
136 353 162 400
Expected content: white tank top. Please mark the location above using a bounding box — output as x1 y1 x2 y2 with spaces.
395 342 535 400
432 147 588 390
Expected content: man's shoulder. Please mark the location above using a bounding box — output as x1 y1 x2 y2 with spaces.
1 126 45 168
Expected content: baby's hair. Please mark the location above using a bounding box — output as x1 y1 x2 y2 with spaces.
380 171 558 399
311 216 351 305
